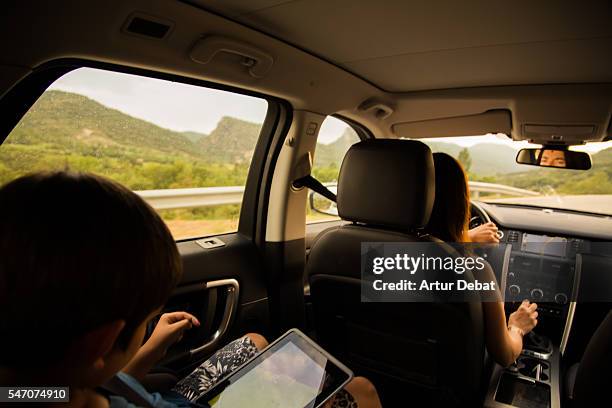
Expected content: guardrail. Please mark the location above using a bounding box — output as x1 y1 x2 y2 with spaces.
136 186 244 210
136 181 539 210
468 181 540 199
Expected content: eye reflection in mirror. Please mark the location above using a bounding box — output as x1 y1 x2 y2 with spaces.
516 147 591 170
538 149 567 168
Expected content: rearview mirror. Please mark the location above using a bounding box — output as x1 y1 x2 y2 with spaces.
516 147 591 170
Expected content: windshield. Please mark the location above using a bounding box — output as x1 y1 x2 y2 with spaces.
417 134 612 216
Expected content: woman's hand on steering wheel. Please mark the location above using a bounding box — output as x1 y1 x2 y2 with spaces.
468 222 500 243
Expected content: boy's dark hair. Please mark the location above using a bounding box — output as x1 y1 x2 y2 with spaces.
0 172 182 367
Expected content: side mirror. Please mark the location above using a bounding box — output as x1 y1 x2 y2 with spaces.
308 185 338 217
516 147 591 170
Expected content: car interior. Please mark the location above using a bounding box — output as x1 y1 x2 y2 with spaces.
2 1 612 407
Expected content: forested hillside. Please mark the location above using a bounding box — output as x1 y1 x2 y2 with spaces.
424 141 612 194
0 91 262 189
426 141 528 176
1 89 611 236
495 147 612 194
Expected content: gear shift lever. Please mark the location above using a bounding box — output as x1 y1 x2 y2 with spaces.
523 331 552 354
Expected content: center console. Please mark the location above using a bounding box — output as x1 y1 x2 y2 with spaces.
484 333 561 408
502 231 584 345
484 230 586 408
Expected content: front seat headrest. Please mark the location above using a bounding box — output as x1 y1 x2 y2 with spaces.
337 139 435 230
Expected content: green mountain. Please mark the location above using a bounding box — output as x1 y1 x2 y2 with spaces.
181 131 207 143
469 143 527 175
2 90 611 197
493 147 612 195
593 146 612 165
313 128 358 168
8 90 203 159
199 116 262 163
3 91 359 171
423 141 529 176
423 141 463 158
0 91 263 189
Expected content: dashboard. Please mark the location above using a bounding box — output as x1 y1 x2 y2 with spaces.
471 201 612 346
476 201 612 240
503 231 581 306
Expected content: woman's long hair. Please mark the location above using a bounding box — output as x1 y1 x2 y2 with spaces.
427 152 470 242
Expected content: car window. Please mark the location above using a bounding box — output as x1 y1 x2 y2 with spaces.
0 67 268 240
307 116 360 223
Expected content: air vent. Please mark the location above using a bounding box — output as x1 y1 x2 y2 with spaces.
507 231 520 243
123 13 174 40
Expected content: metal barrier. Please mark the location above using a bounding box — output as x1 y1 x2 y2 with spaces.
135 186 244 210
468 181 540 199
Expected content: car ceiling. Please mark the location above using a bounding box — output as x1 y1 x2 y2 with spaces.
190 0 612 92
1 0 611 144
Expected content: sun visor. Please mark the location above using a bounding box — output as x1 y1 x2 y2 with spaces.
392 110 511 138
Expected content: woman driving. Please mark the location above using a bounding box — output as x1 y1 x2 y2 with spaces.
426 152 539 366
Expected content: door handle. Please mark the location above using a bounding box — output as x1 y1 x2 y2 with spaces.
189 278 240 357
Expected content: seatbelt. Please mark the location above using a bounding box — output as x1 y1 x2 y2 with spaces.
292 175 337 202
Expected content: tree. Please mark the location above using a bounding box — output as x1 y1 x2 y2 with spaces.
458 148 472 172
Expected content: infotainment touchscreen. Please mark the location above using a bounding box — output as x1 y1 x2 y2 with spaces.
521 233 567 257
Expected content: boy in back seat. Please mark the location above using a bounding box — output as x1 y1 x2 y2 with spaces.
0 171 381 407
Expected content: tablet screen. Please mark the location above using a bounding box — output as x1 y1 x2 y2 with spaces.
201 330 351 408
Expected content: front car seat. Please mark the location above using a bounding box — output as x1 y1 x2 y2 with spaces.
306 139 485 407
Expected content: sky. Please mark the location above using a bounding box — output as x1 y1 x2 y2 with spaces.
49 68 268 135
49 67 612 151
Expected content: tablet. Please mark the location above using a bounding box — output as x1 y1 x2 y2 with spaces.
197 329 353 408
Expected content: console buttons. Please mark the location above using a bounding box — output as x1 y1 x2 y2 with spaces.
530 288 544 300
554 293 568 305
509 285 520 296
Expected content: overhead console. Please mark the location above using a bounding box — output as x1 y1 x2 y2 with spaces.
510 84 612 145
389 84 612 146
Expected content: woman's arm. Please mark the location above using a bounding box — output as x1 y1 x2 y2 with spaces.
482 300 537 367
476 261 538 367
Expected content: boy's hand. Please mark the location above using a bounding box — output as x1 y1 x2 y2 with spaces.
145 312 200 359
123 311 200 381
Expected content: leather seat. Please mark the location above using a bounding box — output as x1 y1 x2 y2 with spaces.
565 310 612 407
307 139 485 407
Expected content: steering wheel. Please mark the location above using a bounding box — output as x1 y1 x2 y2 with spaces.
469 201 491 229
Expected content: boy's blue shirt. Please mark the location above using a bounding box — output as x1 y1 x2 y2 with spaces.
107 372 206 408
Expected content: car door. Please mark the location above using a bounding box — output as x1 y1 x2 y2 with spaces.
0 60 291 376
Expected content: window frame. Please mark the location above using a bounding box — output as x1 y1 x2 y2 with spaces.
332 114 374 142
0 58 292 243
305 115 372 224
